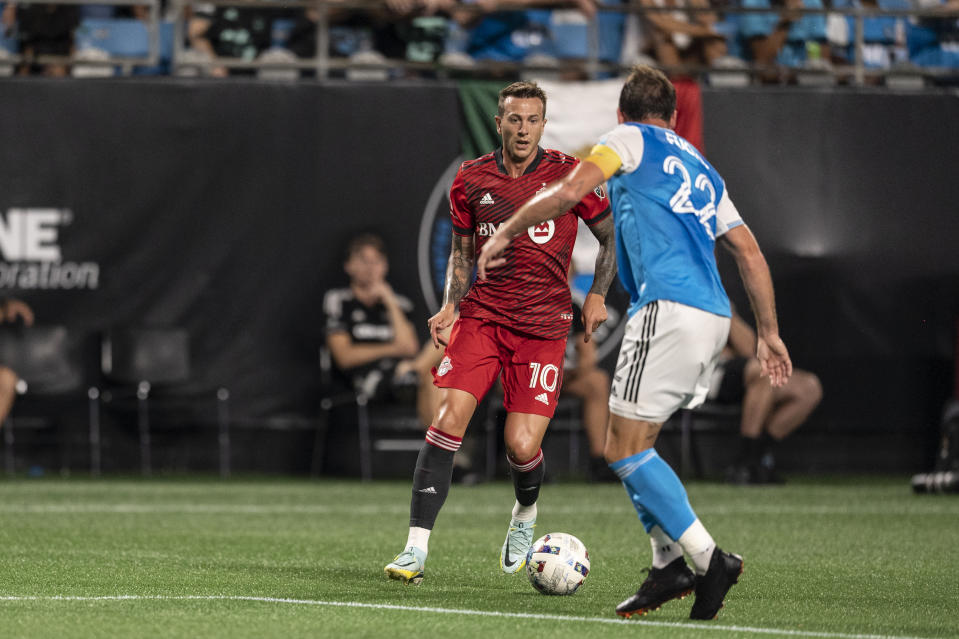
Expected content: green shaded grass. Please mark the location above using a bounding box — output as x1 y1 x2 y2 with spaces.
0 477 956 638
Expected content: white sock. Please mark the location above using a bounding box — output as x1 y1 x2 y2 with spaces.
406 526 431 555
677 519 716 575
511 501 537 523
649 525 683 569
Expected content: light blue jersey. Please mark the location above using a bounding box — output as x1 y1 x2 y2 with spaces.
599 122 744 320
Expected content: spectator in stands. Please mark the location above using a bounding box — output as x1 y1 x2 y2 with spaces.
0 298 34 430
711 310 822 484
188 3 275 76
563 291 614 482
632 0 728 67
619 0 725 151
739 0 831 83
908 0 959 71
453 0 599 69
827 0 909 82
2 2 79 76
283 0 458 77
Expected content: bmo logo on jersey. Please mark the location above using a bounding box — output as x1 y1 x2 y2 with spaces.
477 222 502 237
527 220 555 244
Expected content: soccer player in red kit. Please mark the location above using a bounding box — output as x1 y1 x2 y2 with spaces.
385 82 618 585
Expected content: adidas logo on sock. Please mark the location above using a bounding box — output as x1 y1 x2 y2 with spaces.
534 393 549 405
417 486 438 494
479 193 495 205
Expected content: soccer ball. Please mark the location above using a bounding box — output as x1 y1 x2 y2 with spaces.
525 532 590 595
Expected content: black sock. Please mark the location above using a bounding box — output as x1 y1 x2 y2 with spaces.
409 427 460 529
509 449 545 507
760 432 778 466
737 435 762 467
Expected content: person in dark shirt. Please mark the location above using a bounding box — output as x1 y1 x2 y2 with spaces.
188 4 274 76
322 233 420 401
3 3 80 76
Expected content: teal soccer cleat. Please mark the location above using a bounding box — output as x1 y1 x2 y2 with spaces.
384 547 426 585
500 519 536 574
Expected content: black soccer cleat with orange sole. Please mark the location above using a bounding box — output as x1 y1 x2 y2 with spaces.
615 556 696 619
689 548 744 620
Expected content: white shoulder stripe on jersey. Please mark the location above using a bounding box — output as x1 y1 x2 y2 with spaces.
599 124 645 175
715 189 744 237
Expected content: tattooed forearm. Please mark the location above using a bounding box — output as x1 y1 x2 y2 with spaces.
588 215 617 297
442 234 476 307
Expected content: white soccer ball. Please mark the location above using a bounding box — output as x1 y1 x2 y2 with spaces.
525 532 590 595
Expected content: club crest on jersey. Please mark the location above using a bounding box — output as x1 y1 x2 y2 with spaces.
593 185 607 199
527 220 555 244
437 356 452 376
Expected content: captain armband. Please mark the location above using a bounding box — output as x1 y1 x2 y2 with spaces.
585 144 623 180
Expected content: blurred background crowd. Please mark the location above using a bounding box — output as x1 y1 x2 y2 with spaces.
0 0 956 85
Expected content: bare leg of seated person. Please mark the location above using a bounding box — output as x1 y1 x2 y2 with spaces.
730 360 822 484
0 366 18 427
563 365 615 481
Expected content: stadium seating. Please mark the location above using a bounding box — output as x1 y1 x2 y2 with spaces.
75 18 150 58
316 346 425 480
99 328 200 476
74 18 174 75
546 6 626 63
830 0 910 68
674 402 743 479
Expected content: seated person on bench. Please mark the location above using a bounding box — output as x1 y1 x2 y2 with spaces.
709 310 822 484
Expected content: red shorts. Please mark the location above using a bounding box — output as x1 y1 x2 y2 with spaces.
433 317 567 418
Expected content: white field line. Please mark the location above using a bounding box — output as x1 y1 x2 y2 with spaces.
0 595 938 639
0 503 956 516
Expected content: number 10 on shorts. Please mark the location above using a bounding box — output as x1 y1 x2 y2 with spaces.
529 362 560 392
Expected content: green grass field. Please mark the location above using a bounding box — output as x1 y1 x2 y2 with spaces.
0 476 956 638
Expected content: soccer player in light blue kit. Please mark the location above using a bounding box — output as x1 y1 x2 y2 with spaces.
478 65 792 620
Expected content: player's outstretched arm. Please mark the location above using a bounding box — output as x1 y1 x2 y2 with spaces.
582 215 617 342
429 234 474 348
719 224 792 387
478 161 608 279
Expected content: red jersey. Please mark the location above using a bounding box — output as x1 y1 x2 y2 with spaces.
449 147 611 340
